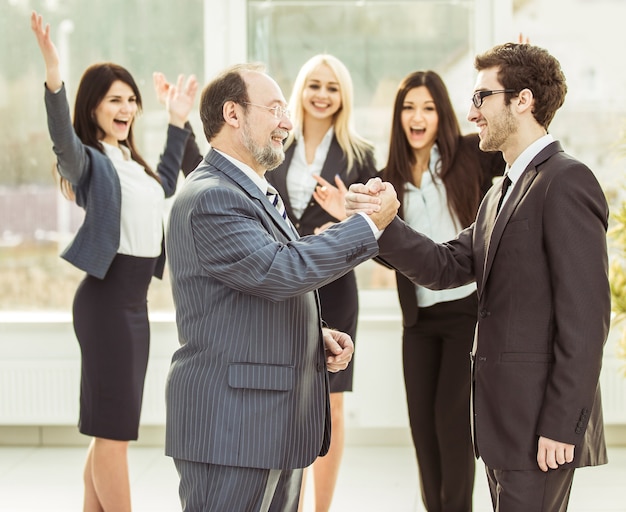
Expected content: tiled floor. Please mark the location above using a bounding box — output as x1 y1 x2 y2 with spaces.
0 444 624 511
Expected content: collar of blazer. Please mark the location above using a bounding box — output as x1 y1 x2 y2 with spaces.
270 135 344 219
205 149 298 241
479 140 563 296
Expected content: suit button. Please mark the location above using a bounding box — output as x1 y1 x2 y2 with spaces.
479 309 489 318
295 222 300 229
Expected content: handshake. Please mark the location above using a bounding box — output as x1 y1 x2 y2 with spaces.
313 175 400 231
346 178 400 230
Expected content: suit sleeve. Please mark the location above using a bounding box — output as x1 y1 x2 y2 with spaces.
189 186 379 301
377 216 476 290
536 163 610 444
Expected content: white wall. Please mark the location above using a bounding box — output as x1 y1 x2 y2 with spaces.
1 288 625 447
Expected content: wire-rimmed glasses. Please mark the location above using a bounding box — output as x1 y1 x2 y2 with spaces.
243 102 291 119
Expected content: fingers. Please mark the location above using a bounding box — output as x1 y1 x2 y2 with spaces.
364 177 385 194
323 329 354 372
313 221 334 234
175 73 185 94
333 175 348 194
30 11 48 41
185 74 199 97
537 436 575 473
153 72 169 104
312 174 332 189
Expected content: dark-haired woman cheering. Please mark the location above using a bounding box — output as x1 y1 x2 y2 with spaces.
31 11 199 511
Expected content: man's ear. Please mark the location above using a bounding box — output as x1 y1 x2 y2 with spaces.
515 88 534 114
223 101 240 128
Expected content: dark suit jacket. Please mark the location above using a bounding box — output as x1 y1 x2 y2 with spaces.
165 149 379 470
268 137 378 335
377 141 609 471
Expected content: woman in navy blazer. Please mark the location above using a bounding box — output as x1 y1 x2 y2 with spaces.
268 54 377 511
31 12 199 511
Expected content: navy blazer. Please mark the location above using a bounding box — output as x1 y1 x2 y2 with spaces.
44 84 195 279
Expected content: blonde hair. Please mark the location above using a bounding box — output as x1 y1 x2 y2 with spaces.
284 54 373 173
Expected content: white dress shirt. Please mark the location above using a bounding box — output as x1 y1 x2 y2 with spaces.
403 144 476 307
498 133 554 210
101 141 165 258
286 127 334 219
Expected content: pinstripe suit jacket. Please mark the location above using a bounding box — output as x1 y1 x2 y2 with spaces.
164 149 378 469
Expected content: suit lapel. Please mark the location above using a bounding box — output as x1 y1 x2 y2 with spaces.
319 137 345 183
206 150 298 241
479 141 563 295
273 137 344 224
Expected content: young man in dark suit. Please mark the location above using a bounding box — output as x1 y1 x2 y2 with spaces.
346 42 609 512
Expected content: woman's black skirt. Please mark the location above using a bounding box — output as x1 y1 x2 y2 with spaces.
73 254 157 441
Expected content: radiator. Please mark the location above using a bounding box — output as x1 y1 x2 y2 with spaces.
0 359 171 425
1 312 625 427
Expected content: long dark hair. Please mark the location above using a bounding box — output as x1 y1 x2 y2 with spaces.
382 70 481 228
60 63 157 199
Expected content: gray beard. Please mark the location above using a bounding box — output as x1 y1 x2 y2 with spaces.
242 123 285 170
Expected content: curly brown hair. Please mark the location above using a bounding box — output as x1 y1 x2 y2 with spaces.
474 42 567 130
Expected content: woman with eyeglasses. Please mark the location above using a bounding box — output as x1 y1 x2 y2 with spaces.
315 70 504 511
267 53 377 512
31 11 200 511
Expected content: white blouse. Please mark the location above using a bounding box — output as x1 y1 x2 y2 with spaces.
402 144 476 308
286 127 334 219
101 142 165 258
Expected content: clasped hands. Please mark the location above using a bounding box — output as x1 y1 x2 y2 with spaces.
345 177 399 230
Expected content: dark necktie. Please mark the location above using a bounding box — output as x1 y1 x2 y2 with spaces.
496 175 512 215
266 184 288 221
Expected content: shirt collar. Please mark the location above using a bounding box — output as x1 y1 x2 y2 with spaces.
506 133 554 185
213 148 270 194
101 141 132 161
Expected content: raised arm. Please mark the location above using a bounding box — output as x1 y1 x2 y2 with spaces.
153 72 198 129
154 72 203 176
30 11 62 92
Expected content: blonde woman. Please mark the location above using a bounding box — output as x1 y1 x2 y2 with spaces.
267 54 377 512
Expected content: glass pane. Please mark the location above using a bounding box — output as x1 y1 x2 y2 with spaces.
0 0 204 310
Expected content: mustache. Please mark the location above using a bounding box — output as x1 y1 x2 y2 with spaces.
272 129 289 141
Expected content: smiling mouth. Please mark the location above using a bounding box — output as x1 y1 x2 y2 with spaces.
271 130 288 143
410 127 426 135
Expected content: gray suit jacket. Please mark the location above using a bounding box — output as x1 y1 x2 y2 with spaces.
44 84 193 279
377 141 609 471
165 149 378 469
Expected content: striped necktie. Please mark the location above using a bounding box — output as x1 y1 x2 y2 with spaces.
266 184 288 221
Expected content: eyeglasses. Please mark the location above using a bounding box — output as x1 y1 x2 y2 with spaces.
243 102 291 119
471 89 516 108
